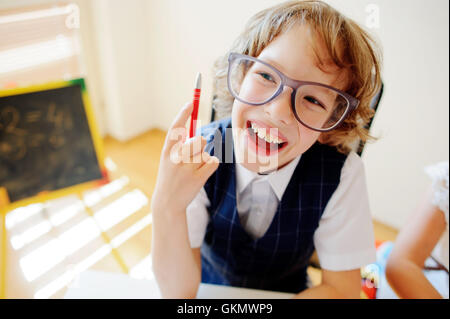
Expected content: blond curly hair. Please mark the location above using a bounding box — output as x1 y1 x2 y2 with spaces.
212 0 383 154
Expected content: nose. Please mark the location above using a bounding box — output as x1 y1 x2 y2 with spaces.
263 86 295 125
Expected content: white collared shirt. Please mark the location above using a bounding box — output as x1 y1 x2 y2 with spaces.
186 151 376 271
234 156 301 239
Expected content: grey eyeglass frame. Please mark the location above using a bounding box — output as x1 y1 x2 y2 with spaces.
227 52 360 132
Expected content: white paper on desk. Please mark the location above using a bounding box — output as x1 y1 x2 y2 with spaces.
196 283 294 299
64 270 162 299
64 270 294 299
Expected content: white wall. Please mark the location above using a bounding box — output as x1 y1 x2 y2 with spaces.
143 0 281 132
325 0 449 228
88 0 153 141
368 0 449 229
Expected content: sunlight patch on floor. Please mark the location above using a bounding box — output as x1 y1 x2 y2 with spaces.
4 175 153 298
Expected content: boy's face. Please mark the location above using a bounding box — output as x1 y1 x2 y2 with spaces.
231 24 347 173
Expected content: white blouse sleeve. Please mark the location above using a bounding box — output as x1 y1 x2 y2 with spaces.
186 187 211 248
313 152 376 271
425 161 449 224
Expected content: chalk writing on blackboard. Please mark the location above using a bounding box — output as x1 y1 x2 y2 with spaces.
0 81 104 202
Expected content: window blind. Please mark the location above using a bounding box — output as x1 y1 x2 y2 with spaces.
0 3 83 89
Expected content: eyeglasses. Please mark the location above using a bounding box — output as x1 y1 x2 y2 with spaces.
227 53 360 132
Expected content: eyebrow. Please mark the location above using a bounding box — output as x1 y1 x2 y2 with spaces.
259 57 289 76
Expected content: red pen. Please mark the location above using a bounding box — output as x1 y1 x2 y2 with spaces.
189 72 202 138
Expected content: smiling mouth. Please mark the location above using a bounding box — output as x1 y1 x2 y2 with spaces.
246 121 288 156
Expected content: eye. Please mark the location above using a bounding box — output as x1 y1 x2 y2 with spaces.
305 96 326 110
258 72 275 83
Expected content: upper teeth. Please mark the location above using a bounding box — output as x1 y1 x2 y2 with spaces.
251 123 283 144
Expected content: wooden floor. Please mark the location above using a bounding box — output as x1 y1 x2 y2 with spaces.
3 128 398 298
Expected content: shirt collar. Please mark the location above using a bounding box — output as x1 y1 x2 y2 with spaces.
235 155 301 201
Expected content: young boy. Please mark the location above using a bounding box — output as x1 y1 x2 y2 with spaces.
151 0 382 298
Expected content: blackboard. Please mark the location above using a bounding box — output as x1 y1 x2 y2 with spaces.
0 79 106 203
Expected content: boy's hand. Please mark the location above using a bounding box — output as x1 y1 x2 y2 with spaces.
151 102 219 215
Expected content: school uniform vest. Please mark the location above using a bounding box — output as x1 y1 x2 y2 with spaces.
200 118 347 293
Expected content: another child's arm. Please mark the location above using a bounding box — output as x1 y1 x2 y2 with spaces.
385 185 446 299
151 102 219 298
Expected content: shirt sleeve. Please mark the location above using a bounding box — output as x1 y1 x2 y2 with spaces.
313 152 376 271
425 161 449 224
186 187 211 248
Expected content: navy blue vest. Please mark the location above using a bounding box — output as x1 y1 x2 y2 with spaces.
199 118 347 293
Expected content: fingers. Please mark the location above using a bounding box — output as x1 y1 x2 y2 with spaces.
179 136 207 161
166 134 219 183
197 154 220 179
164 102 193 151
170 102 193 131
170 135 208 164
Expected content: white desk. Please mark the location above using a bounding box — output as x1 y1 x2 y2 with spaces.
63 270 294 299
